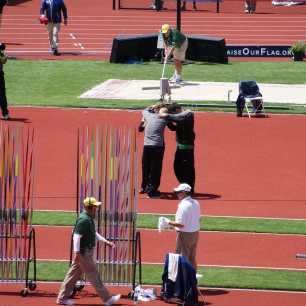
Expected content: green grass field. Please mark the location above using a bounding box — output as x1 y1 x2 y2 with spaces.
5 60 306 113
31 211 306 291
33 261 306 291
33 211 306 235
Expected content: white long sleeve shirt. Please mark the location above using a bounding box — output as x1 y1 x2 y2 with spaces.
73 232 108 252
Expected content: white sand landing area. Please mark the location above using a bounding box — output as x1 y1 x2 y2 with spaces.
80 79 306 105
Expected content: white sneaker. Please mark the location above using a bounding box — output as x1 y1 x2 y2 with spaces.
169 75 177 82
57 299 74 305
175 77 183 84
105 294 121 306
196 273 203 279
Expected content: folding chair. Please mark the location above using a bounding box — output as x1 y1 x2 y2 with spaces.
236 80 266 118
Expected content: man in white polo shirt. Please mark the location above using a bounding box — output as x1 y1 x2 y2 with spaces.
168 183 200 270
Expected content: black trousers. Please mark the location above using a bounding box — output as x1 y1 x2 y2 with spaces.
155 0 164 10
141 145 165 193
0 71 8 117
174 148 195 192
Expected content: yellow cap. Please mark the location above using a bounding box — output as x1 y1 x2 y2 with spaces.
83 197 101 207
161 24 170 34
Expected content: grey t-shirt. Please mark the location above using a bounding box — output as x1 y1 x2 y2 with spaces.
142 108 168 147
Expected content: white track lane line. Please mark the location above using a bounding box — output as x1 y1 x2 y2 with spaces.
69 32 76 40
69 32 85 50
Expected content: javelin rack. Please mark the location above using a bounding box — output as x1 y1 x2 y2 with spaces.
0 228 37 296
0 125 36 296
70 126 141 297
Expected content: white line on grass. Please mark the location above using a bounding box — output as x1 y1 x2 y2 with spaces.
35 210 306 222
36 258 306 272
142 228 306 237
32 224 306 238
139 212 306 221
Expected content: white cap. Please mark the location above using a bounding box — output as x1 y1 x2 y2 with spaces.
173 183 192 193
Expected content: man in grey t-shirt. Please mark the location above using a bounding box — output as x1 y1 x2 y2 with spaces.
139 103 174 198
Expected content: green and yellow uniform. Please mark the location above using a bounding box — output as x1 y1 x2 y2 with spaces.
164 28 186 48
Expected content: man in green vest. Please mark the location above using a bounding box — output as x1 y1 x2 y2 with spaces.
57 197 121 306
161 24 188 84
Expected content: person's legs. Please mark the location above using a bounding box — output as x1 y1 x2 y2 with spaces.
141 146 151 192
174 149 195 192
79 249 112 302
57 261 83 303
176 231 199 270
46 23 54 51
173 39 188 82
147 146 164 196
174 59 182 77
46 23 61 54
0 71 8 117
245 0 252 12
174 149 183 184
52 23 61 53
0 3 4 28
188 232 199 270
250 0 256 12
155 0 163 10
176 149 195 192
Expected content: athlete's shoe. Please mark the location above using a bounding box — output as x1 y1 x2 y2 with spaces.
105 294 121 306
169 75 177 82
57 299 74 305
175 76 183 84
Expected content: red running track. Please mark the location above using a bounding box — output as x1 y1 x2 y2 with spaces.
1 107 306 306
35 226 306 270
1 283 306 306
1 0 306 60
3 107 306 219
